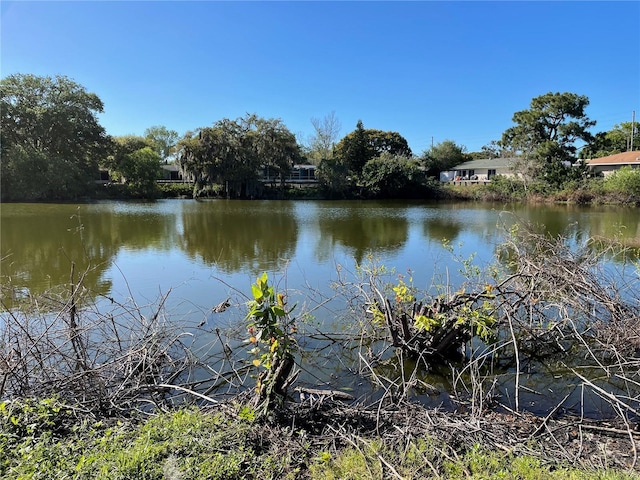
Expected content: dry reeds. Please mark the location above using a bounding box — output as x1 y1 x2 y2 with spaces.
0 263 250 416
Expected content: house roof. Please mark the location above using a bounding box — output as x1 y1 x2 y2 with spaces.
585 151 640 166
450 157 518 171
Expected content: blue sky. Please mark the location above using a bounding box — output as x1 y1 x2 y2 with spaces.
2 1 639 154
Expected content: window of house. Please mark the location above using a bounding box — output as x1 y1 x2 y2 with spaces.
488 169 496 179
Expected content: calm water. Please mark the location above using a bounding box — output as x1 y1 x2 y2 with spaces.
3 199 638 305
2 200 638 415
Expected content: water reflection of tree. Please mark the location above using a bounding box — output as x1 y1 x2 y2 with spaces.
503 205 640 261
1 207 113 300
85 207 180 252
1 204 181 301
583 207 640 250
316 206 408 264
422 216 463 243
179 200 298 274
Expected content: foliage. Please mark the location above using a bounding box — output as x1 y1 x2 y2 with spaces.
0 73 109 201
106 136 162 196
333 120 412 179
246 273 297 418
580 122 638 159
413 297 497 345
106 135 151 171
0 403 261 480
253 116 301 184
499 92 595 189
177 123 251 197
177 114 300 198
361 153 426 198
332 119 371 178
442 444 634 479
603 166 640 197
357 258 498 366
367 129 412 158
0 398 70 442
157 182 194 198
313 439 633 480
482 174 527 200
144 125 179 162
0 145 98 201
315 157 351 197
122 147 162 196
421 139 471 177
468 140 517 160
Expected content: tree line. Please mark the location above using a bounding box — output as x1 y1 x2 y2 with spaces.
1 73 637 202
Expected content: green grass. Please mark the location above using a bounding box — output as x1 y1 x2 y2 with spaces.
1 398 636 480
310 440 637 480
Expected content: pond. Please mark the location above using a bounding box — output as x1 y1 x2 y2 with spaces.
1 199 639 417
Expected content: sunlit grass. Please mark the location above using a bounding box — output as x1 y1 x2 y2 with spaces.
1 398 636 480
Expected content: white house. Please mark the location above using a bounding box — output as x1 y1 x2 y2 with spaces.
440 157 519 183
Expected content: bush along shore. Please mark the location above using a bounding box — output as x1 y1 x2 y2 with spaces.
441 171 640 207
1 223 639 479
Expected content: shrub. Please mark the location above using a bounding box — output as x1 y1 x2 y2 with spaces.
361 154 429 198
603 166 640 196
158 182 193 198
482 175 527 200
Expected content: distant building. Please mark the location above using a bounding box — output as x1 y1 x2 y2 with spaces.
159 164 185 182
440 157 519 184
585 151 640 177
261 164 317 186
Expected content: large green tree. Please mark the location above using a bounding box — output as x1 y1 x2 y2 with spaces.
1 73 109 200
107 135 151 173
333 120 371 177
144 125 179 163
122 147 162 195
107 135 161 196
421 140 470 177
361 153 425 198
177 114 300 198
499 92 595 188
316 157 350 197
251 116 301 185
334 121 412 178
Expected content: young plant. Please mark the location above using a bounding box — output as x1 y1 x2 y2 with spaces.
246 272 297 418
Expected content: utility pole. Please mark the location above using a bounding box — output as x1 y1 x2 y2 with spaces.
631 110 636 151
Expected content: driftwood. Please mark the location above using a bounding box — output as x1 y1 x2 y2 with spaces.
295 386 355 402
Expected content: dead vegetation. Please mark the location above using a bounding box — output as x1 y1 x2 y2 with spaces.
0 263 246 416
320 220 640 470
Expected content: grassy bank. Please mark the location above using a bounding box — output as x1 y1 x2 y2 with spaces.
1 397 637 479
